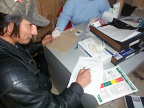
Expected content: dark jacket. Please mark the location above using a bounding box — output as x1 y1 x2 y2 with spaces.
0 38 84 108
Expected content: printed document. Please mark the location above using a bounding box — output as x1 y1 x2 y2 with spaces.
68 57 103 97
96 66 138 105
97 25 140 42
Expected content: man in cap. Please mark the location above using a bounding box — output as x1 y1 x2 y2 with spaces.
0 0 91 108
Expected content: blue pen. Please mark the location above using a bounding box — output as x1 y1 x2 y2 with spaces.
78 44 92 57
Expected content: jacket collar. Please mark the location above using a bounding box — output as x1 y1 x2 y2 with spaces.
0 37 39 74
0 37 33 64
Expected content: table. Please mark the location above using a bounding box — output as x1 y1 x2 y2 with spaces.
44 23 144 108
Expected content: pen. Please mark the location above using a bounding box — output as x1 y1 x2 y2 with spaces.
83 67 86 70
83 67 89 70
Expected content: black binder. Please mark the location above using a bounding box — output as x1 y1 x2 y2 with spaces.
90 18 144 52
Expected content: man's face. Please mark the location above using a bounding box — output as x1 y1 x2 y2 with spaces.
17 19 37 44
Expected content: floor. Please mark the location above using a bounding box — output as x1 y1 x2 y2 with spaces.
51 64 144 108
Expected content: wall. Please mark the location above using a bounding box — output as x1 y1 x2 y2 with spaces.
131 0 144 10
32 0 66 42
109 0 144 10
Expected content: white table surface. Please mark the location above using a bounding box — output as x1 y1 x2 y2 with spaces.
46 22 144 74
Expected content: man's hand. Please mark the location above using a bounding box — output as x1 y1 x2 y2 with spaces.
52 29 62 38
76 69 92 88
102 8 113 22
42 34 53 47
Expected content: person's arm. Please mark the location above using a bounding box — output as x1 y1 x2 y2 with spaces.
52 0 75 38
88 0 110 26
55 0 75 32
2 66 91 108
3 77 83 108
22 34 53 55
21 41 43 55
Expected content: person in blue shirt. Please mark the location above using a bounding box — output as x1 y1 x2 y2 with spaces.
52 0 110 38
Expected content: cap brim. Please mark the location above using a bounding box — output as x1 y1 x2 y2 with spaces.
23 14 50 27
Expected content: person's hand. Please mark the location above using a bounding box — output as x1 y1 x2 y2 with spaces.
86 17 98 31
52 29 62 38
102 8 113 22
76 68 91 88
88 17 98 26
42 34 53 47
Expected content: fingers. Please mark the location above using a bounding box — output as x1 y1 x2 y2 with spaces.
88 17 98 26
42 34 53 47
52 29 62 38
76 68 92 88
79 68 90 75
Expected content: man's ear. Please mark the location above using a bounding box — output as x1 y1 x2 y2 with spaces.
3 22 14 35
7 22 14 33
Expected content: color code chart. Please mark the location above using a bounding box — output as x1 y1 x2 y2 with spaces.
96 66 138 105
100 77 124 88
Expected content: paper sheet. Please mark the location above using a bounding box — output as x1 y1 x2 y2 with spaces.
68 57 103 97
96 66 138 105
97 25 140 42
47 28 84 55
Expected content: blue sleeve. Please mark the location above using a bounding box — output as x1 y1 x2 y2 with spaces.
55 0 75 32
55 0 110 31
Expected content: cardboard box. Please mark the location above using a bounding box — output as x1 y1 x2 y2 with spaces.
78 38 112 65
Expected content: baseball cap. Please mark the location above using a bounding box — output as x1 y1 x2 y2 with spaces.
0 0 50 27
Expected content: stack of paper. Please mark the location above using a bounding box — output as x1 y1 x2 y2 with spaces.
97 25 141 42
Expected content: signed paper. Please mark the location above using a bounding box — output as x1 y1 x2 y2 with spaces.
68 57 103 97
